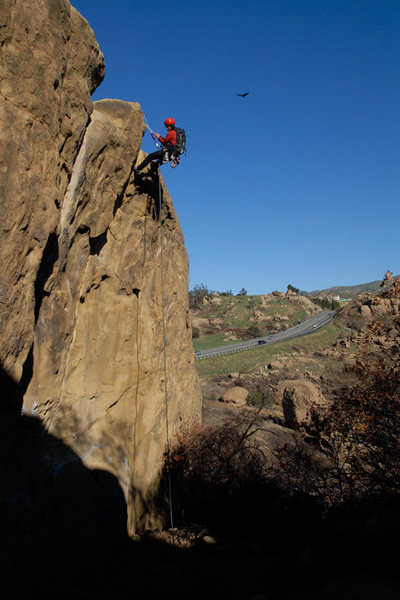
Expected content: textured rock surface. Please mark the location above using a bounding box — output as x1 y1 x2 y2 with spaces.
222 386 249 406
338 291 400 331
278 379 326 428
0 0 201 534
0 0 104 381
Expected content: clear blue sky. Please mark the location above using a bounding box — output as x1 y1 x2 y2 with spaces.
72 0 399 294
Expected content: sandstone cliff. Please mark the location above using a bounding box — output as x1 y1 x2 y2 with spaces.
0 0 201 533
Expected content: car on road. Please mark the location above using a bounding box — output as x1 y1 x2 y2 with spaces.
258 340 267 345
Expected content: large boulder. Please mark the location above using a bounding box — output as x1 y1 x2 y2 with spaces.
191 316 212 335
360 304 372 318
267 360 283 370
222 386 249 406
210 317 224 327
278 379 325 428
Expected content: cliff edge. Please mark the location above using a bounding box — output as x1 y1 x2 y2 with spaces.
0 0 201 533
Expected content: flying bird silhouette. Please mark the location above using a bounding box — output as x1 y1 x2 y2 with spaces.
237 92 249 98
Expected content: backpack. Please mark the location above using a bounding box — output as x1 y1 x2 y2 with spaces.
174 127 186 155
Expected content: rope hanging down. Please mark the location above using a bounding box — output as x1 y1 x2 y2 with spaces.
142 111 175 526
158 169 174 530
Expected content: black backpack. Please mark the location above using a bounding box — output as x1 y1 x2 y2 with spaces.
174 127 186 155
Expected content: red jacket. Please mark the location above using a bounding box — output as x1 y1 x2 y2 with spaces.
159 129 176 148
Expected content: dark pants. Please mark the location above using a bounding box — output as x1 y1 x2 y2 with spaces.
136 150 166 172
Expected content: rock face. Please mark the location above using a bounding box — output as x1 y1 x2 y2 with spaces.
222 386 249 406
360 304 372 319
0 0 105 381
278 379 326 428
0 0 201 534
191 315 212 336
338 291 400 331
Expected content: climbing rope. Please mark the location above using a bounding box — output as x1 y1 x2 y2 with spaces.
143 113 161 148
143 112 154 134
158 169 174 529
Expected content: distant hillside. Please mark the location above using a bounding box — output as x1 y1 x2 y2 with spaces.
305 279 387 299
191 292 321 350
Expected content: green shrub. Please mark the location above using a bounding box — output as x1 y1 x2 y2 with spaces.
247 391 273 408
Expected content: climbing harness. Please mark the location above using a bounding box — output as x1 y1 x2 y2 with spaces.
158 169 174 529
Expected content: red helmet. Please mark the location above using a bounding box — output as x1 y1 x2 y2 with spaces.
164 117 175 126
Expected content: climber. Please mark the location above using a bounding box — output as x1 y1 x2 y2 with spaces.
134 117 179 174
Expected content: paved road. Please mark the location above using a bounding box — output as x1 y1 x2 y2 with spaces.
195 310 336 361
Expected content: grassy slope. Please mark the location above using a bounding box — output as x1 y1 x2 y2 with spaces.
196 319 348 378
194 333 234 350
193 294 315 350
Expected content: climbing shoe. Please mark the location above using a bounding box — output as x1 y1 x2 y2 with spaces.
171 157 180 168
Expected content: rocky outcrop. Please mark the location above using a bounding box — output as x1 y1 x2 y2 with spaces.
191 315 213 337
278 379 326 428
360 304 372 319
272 291 285 297
0 0 105 381
0 0 201 534
338 291 400 332
222 386 249 406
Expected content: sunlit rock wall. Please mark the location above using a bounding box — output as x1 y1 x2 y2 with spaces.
0 0 201 534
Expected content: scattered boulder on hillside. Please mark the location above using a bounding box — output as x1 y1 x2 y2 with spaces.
371 296 400 317
338 292 400 332
333 338 350 348
251 310 273 323
218 381 231 388
221 386 249 406
360 304 372 319
267 361 283 371
256 421 302 454
191 316 212 335
278 379 326 428
209 317 224 330
234 378 247 387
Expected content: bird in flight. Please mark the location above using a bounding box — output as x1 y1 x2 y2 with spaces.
237 92 249 98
